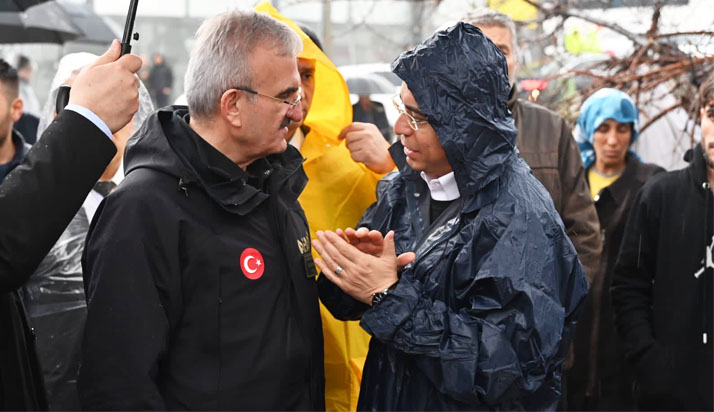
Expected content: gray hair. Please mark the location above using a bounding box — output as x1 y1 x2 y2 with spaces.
462 8 518 54
185 9 302 119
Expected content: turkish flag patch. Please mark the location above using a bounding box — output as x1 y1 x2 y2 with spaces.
240 248 265 280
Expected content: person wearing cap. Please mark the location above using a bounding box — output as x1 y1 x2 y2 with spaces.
257 3 395 410
566 88 663 410
313 22 587 410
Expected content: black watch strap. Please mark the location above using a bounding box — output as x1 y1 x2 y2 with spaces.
371 282 398 306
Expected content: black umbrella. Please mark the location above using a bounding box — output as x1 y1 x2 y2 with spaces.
344 73 397 95
0 2 80 43
51 2 122 44
0 0 52 12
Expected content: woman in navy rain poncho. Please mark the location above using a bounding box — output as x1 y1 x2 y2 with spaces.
313 22 588 410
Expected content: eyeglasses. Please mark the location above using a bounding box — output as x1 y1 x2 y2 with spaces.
392 95 429 131
235 86 302 113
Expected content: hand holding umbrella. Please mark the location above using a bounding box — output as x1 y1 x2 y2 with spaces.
56 0 140 114
69 39 142 133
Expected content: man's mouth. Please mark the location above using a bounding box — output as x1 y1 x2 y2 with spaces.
400 136 417 157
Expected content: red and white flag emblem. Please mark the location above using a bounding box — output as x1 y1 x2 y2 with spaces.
240 248 265 280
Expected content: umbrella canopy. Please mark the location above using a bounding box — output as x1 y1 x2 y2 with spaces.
0 2 79 43
343 72 396 95
54 2 122 44
0 0 51 12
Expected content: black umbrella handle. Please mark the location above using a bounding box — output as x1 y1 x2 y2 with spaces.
120 0 139 56
56 85 71 115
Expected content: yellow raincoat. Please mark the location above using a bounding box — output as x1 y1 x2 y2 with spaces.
256 4 388 410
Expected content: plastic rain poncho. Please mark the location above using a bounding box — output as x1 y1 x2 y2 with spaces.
22 52 153 411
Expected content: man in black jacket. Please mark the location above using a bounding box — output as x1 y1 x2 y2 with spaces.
0 40 142 410
611 74 714 410
79 10 324 410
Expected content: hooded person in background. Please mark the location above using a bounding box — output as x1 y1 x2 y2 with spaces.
0 39 142 411
147 53 173 108
20 52 154 411
611 75 714 411
314 23 588 410
567 88 663 410
256 4 394 410
79 10 324 410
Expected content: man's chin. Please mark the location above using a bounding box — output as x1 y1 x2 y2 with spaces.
285 128 297 141
702 145 714 169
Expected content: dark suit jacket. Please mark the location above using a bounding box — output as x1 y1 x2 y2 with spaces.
0 110 116 410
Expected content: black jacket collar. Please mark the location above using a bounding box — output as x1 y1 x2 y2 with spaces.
7 129 30 169
126 107 306 216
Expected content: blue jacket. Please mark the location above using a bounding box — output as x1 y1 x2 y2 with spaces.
318 23 588 410
0 130 31 184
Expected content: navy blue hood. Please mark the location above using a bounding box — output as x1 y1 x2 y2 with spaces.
391 22 518 198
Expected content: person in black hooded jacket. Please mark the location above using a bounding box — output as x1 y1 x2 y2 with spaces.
79 10 324 411
312 23 588 410
611 74 714 411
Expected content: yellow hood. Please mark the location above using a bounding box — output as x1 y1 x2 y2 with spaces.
255 2 352 144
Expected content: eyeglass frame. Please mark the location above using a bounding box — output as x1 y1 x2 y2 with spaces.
392 94 429 131
234 86 302 113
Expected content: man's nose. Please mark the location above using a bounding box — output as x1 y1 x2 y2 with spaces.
287 104 303 123
394 114 411 136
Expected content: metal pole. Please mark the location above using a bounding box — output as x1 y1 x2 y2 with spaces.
322 0 333 57
348 0 356 64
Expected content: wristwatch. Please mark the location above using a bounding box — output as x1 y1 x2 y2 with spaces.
371 282 398 306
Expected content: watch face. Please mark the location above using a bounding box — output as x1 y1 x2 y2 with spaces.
372 290 389 306
372 282 398 306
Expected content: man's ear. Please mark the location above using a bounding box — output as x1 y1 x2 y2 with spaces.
10 98 23 123
220 89 242 128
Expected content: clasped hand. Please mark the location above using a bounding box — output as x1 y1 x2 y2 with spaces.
312 228 415 305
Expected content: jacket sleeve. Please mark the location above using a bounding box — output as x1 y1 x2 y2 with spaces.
556 119 602 283
318 274 370 320
0 110 116 292
78 186 177 410
610 184 659 361
360 217 588 407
